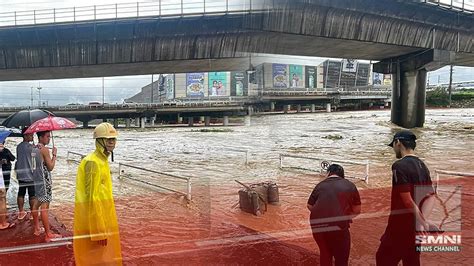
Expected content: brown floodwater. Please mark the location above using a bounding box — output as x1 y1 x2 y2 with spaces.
3 108 473 264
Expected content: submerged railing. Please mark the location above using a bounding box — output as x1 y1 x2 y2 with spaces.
66 151 86 162
434 169 474 193
279 154 370 184
118 162 192 200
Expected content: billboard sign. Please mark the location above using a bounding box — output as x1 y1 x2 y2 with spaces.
186 73 205 97
273 64 288 88
305 66 317 89
208 72 227 96
231 72 247 96
342 59 358 73
289 65 304 88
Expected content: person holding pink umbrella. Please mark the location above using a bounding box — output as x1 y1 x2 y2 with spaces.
30 131 61 241
24 116 76 241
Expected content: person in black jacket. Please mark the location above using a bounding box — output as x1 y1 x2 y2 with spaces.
0 141 16 192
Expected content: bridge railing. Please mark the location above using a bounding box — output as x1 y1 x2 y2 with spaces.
279 154 370 184
0 0 272 28
422 0 474 13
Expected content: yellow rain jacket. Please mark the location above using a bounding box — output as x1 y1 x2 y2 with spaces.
73 142 122 266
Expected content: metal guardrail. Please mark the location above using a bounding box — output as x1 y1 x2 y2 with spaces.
66 151 86 162
279 154 370 184
118 162 192 200
66 151 192 200
434 169 474 193
0 0 271 28
422 0 474 13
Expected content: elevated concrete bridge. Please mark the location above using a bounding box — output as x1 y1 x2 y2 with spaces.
0 0 473 127
0 91 391 127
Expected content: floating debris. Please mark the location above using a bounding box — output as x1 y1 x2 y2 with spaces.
192 128 234 133
323 134 344 140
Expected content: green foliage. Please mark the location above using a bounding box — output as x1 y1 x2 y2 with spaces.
426 88 449 106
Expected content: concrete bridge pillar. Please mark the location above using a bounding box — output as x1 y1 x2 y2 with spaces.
374 49 453 128
311 104 316 113
391 69 427 128
177 114 183 124
223 116 229 126
135 118 140 127
200 116 205 123
270 102 276 112
205 116 211 126
150 117 155 127
113 119 119 128
125 118 131 128
296 105 302 113
188 117 194 127
140 117 146 129
283 105 288 114
326 103 332 113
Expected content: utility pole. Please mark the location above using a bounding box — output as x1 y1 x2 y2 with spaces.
151 74 154 103
37 86 42 107
448 65 453 107
102 77 105 105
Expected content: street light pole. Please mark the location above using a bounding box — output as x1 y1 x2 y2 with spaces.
448 65 453 107
151 74 154 103
30 87 33 107
102 77 105 105
37 86 42 107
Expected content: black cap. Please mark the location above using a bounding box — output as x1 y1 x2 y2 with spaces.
388 130 417 147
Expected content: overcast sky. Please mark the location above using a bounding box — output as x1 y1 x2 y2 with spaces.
0 0 472 106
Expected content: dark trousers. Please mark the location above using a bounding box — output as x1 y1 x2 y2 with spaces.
313 228 351 266
376 235 420 266
2 173 10 191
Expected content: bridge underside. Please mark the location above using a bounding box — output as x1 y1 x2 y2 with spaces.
0 0 473 128
0 31 427 81
0 0 473 81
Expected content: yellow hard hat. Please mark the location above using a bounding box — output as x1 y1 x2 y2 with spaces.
93 122 118 139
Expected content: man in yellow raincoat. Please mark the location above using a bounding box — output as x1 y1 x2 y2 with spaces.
74 123 122 265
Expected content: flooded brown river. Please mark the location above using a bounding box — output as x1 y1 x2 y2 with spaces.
3 108 473 265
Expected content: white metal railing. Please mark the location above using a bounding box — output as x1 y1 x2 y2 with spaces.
66 151 86 162
423 0 474 13
118 162 192 200
279 154 370 184
0 0 272 28
434 169 474 193
66 151 192 199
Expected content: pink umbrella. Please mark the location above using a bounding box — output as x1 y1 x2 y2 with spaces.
24 116 76 146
